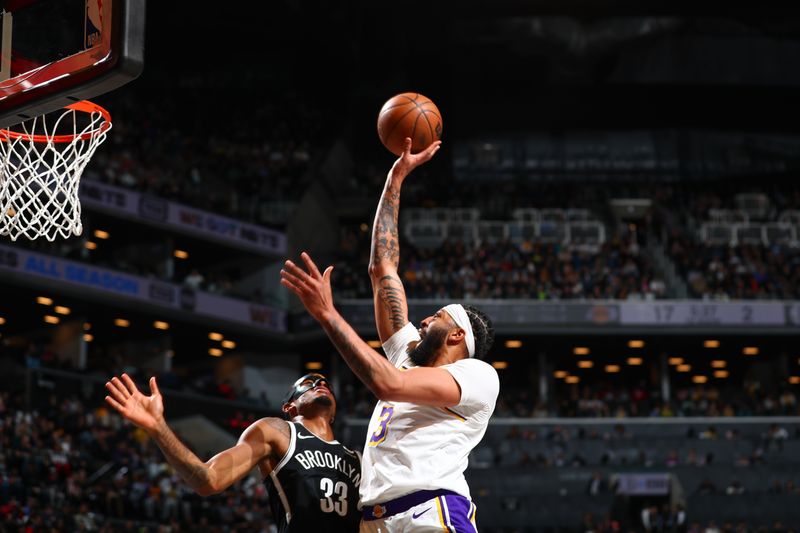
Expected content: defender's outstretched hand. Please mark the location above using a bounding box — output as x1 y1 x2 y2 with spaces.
105 374 165 433
391 137 442 179
280 252 335 323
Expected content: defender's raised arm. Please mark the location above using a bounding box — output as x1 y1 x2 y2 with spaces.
368 137 441 343
105 374 284 496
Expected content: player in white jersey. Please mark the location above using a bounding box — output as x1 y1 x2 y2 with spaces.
280 137 499 532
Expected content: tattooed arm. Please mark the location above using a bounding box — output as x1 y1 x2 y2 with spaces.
281 253 461 407
105 374 287 495
368 138 442 342
322 313 461 406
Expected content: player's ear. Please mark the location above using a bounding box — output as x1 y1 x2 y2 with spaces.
449 328 465 344
281 402 295 419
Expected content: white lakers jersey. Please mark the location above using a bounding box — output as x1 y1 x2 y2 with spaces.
359 323 499 506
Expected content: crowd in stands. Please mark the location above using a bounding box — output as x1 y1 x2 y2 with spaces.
476 421 796 469
17 334 800 425
0 390 278 532
649 182 800 300
9 78 788 308
333 172 800 303
17 96 800 306
494 381 798 419
5 342 800 532
341 374 798 421
3 385 795 533
667 232 800 300
339 161 608 218
333 229 666 300
18 342 272 426
86 88 325 228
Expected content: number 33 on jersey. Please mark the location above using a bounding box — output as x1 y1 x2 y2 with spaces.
266 422 362 532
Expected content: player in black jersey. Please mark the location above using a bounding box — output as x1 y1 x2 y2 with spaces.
104 372 361 532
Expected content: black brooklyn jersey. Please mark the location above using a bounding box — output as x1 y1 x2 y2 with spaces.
265 421 361 532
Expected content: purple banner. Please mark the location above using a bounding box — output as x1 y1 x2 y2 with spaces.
0 245 287 332
79 180 286 256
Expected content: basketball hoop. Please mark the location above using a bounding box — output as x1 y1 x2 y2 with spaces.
0 101 112 241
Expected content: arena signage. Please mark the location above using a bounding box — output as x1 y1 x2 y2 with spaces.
79 180 287 256
620 302 785 326
0 245 287 333
614 473 671 496
338 299 797 334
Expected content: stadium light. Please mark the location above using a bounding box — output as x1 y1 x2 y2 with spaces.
668 357 684 366
573 347 590 355
36 296 53 305
627 357 643 366
221 340 236 349
713 370 729 378
54 306 71 315
492 361 509 369
743 347 759 355
703 340 720 348
553 370 568 379
114 318 130 327
208 332 223 341
43 315 60 324
0 317 5 325
711 360 727 368
628 340 645 349
367 340 382 348
790 377 800 385
85 241 97 250
677 364 691 372
209 348 223 357
173 249 189 259
565 376 580 384
604 365 620 373
83 334 94 342
153 321 170 330
504 340 523 349
93 229 110 239
305 361 323 370
83 322 91 330
577 360 594 369
693 375 708 384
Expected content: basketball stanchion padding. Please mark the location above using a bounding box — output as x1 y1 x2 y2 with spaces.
0 101 111 241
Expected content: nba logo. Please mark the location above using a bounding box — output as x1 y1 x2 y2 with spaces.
85 0 103 48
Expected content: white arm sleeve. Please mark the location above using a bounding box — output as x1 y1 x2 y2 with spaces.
381 322 421 368
443 359 500 420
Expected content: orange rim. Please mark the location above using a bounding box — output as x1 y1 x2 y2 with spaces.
0 100 112 143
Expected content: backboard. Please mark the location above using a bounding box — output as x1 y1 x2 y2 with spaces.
0 0 145 128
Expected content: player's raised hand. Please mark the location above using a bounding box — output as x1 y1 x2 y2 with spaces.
105 374 165 433
280 252 335 323
391 137 442 179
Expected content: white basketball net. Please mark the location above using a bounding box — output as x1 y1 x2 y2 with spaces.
0 102 111 241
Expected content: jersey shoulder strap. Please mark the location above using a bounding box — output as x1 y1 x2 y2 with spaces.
271 419 297 475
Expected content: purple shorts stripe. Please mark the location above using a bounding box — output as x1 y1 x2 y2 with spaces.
441 494 478 533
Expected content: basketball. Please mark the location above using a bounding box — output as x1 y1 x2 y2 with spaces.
377 92 443 156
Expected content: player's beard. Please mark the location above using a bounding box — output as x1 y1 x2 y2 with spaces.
313 395 333 407
409 327 448 366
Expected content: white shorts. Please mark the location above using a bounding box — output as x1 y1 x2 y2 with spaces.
360 490 478 533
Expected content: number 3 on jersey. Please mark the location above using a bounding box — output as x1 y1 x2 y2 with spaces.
368 404 394 447
320 477 347 516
